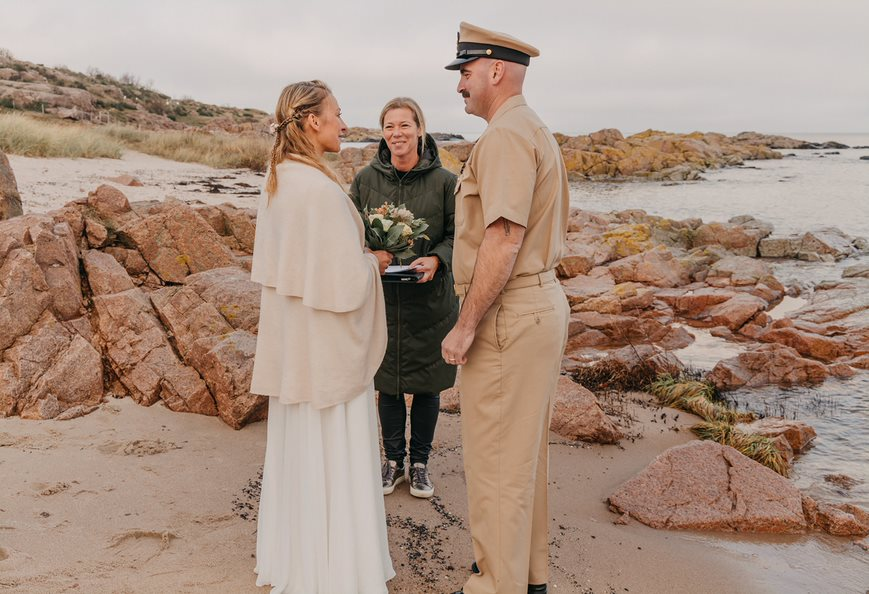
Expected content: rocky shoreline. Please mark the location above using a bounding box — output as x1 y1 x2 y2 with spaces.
2 152 868 550
330 129 852 184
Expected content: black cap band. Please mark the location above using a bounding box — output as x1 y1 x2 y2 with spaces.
455 42 531 66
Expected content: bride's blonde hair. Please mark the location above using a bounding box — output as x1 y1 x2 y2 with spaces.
266 80 340 198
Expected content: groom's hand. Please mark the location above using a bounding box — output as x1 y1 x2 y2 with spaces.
442 325 474 366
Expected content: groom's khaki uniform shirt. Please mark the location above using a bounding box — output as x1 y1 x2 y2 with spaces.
452 94 570 594
452 95 567 286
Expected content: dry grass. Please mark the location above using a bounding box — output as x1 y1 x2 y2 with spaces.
570 357 662 392
649 375 756 424
0 112 123 158
102 125 271 171
692 421 791 476
0 113 270 170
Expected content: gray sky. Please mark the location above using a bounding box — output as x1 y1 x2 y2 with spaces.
2 0 867 136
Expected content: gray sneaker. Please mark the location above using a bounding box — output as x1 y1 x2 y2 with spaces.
382 460 406 495
409 463 434 498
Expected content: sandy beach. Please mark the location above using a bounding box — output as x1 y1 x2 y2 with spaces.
1 391 767 594
2 151 867 593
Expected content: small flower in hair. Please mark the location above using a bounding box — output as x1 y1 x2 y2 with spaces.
268 122 278 134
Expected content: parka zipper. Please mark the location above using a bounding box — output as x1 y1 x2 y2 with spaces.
395 175 403 397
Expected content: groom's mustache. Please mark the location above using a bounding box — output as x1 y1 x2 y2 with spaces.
461 91 470 98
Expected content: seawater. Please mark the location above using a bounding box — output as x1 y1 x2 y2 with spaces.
570 137 869 509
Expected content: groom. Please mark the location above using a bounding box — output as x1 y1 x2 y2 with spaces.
441 21 570 594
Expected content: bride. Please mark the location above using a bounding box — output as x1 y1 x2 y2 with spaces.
249 80 394 593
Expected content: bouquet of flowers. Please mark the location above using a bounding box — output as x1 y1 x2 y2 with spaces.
364 202 429 260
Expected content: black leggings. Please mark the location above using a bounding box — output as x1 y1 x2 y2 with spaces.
378 392 440 465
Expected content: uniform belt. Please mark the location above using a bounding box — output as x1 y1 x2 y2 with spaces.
455 269 556 298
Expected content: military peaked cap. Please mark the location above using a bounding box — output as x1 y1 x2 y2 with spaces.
444 21 540 70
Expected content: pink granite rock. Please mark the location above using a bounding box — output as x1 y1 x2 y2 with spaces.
0 312 102 419
551 376 622 443
802 496 869 537
757 326 849 363
609 440 807 533
187 331 266 429
91 287 215 414
693 222 770 257
150 285 233 359
120 203 236 283
183 267 261 333
735 418 817 454
607 247 690 288
83 249 135 296
707 344 829 391
0 246 52 351
0 150 23 220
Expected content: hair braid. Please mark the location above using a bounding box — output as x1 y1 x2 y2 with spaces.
266 80 341 200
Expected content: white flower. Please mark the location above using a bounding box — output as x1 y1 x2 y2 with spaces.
395 208 414 224
400 223 413 237
368 213 384 223
380 219 394 232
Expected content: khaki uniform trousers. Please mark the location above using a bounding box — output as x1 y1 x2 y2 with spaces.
457 271 569 594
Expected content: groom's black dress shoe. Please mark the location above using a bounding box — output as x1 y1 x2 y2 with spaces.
464 563 547 593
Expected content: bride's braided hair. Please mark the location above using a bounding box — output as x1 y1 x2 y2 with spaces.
266 80 340 199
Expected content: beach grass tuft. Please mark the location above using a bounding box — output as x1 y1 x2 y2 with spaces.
691 421 791 476
649 374 756 423
0 112 270 170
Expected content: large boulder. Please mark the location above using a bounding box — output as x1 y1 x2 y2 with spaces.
692 219 771 257
756 324 849 363
705 256 773 287
609 440 807 533
0 150 23 220
0 311 102 419
150 268 265 429
195 203 256 254
735 418 817 454
561 268 615 307
551 376 622 443
89 264 216 415
0 242 53 351
802 497 869 537
759 228 861 261
182 267 261 333
187 331 266 430
150 284 234 359
119 202 236 283
707 344 829 391
607 247 690 288
1 215 84 322
661 286 768 331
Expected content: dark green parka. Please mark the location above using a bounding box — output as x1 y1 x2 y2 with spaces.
349 134 459 395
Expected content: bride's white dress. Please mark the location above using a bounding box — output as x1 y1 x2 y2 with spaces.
255 385 394 594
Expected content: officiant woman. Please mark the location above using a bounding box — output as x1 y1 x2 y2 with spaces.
349 97 459 500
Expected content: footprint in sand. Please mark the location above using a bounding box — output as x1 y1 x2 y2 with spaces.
0 547 8 561
98 439 180 457
0 433 57 452
107 529 178 566
33 482 72 496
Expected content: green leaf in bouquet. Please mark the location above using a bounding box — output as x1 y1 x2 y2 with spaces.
386 223 404 245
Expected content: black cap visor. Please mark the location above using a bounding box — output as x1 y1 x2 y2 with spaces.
444 42 531 71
